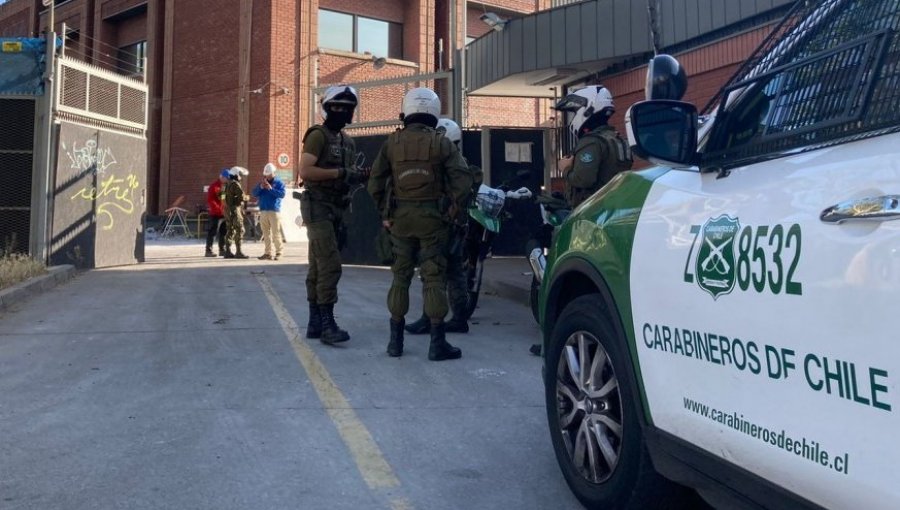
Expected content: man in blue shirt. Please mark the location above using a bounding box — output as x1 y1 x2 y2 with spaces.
252 163 286 260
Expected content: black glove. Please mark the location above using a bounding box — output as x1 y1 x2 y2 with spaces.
339 166 369 185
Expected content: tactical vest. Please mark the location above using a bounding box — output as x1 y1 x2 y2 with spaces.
302 125 353 201
583 127 633 174
387 126 446 201
566 126 633 207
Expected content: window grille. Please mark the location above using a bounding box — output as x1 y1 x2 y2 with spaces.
703 0 900 167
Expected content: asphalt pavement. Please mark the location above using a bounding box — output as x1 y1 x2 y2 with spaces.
0 239 580 510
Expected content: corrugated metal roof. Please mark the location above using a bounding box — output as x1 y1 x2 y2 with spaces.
465 0 797 97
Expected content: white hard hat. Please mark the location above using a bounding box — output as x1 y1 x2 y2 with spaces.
228 166 249 177
263 163 277 176
554 85 615 135
402 87 441 122
436 118 462 144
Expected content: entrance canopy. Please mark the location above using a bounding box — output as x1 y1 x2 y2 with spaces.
465 0 795 98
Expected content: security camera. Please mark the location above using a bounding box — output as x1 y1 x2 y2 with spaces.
479 12 509 32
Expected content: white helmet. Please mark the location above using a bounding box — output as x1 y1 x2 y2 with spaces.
263 163 277 176
321 85 359 120
228 166 249 178
402 87 441 123
554 85 615 136
436 118 462 144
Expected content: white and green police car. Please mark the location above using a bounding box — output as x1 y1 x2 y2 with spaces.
534 1 900 508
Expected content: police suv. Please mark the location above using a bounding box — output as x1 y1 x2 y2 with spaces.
534 1 900 509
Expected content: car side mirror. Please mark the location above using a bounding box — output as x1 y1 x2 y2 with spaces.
625 100 698 167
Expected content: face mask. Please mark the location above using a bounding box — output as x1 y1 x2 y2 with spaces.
324 109 353 130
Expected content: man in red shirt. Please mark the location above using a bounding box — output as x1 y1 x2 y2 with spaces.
205 169 229 257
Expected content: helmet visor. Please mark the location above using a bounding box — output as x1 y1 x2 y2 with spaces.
553 94 589 112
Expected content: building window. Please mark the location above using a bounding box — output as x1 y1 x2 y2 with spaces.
318 9 403 59
117 41 146 78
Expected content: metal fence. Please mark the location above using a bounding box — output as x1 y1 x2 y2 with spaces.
56 56 148 136
313 71 455 136
0 97 36 254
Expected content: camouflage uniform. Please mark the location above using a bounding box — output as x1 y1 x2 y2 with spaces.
223 179 246 254
566 125 633 208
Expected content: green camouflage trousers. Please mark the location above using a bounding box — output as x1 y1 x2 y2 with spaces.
224 207 244 246
302 194 344 305
388 206 449 321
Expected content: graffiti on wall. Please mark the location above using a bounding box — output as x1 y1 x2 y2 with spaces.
63 139 141 231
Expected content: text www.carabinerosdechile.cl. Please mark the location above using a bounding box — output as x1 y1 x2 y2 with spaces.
682 397 849 475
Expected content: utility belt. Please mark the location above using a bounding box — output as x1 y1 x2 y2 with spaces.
394 199 440 209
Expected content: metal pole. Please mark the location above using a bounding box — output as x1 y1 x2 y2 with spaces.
31 26 57 262
460 0 467 127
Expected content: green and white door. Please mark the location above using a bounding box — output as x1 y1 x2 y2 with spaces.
629 131 900 509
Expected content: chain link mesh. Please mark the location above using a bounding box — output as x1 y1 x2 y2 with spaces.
0 98 35 255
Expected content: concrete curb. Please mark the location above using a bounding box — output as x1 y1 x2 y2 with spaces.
0 265 77 312
481 273 532 308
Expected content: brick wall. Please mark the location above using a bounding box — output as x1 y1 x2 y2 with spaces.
595 25 774 169
164 0 241 210
467 96 551 128
0 0 35 38
319 0 405 24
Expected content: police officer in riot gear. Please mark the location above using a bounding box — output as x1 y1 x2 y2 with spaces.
554 86 633 208
298 85 367 345
405 118 482 335
368 88 473 360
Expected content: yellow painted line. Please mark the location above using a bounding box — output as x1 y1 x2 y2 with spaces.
255 274 405 497
390 498 414 510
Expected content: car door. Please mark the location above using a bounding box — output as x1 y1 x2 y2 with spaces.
626 23 900 509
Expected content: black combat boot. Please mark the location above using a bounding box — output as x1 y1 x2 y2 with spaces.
387 318 405 357
319 304 350 345
403 313 430 335
444 315 469 333
428 322 462 361
205 249 216 257
223 247 236 259
234 241 249 259
306 303 322 339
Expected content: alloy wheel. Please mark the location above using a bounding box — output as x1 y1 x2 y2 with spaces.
556 331 623 484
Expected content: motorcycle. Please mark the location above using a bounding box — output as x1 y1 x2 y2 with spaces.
527 191 571 324
462 183 533 319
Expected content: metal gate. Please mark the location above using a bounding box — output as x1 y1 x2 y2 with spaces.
312 71 456 136
0 97 35 254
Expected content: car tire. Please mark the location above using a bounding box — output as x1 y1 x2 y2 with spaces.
530 275 540 324
546 294 695 510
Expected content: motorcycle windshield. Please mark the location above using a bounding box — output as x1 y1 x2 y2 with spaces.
468 207 501 233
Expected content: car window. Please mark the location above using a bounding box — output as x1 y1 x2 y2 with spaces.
703 0 900 167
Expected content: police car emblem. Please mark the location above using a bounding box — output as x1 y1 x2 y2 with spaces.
579 152 594 164
695 215 740 299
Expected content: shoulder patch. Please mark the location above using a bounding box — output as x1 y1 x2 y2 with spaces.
579 152 595 164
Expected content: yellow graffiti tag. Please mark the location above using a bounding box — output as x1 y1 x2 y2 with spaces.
71 173 141 230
